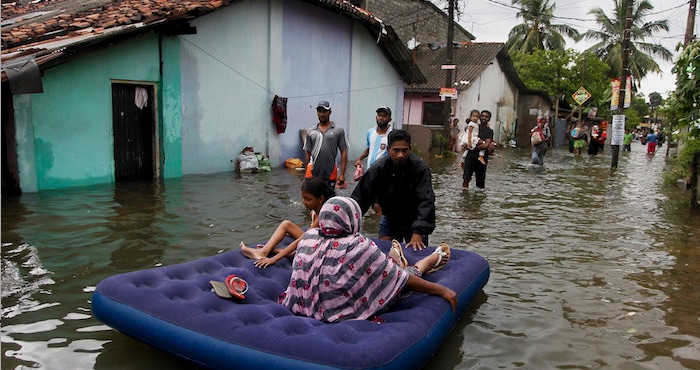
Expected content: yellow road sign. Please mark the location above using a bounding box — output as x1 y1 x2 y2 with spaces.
573 86 592 105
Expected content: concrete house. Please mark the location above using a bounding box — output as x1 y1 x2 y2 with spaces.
361 0 553 148
406 43 525 145
1 0 424 194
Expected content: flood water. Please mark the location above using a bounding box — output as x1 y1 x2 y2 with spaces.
2 142 699 370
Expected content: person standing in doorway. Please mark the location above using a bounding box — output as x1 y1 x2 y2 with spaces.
449 117 460 153
461 110 496 188
304 101 348 189
352 129 435 251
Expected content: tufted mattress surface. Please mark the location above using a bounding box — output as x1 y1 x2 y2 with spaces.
92 238 490 370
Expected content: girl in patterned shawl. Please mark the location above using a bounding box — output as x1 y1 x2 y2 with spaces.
280 196 456 323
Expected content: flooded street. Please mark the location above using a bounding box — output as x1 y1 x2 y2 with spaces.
2 142 699 370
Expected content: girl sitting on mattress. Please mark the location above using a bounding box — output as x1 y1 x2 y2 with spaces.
279 196 456 323
240 176 334 268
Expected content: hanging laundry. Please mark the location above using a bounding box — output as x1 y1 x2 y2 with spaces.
134 87 148 110
271 95 288 134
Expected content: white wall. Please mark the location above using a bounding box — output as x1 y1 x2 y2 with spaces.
179 1 272 174
455 59 518 144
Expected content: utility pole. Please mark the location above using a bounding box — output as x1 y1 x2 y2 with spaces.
442 0 455 139
685 0 699 208
611 0 633 169
685 0 697 45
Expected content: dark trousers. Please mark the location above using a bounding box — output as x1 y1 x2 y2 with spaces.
463 155 487 188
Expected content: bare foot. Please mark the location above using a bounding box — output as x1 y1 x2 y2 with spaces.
240 241 266 260
478 156 486 166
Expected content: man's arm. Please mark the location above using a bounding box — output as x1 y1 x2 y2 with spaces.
474 139 491 151
355 148 369 167
475 127 494 151
350 166 375 215
409 163 436 240
338 148 348 184
304 132 312 166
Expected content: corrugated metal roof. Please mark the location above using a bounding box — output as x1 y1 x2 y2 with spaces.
406 42 525 93
1 0 425 84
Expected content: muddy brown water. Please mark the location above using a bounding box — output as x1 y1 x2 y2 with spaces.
3 142 699 369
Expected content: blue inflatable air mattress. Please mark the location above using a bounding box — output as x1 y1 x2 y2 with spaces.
92 238 489 370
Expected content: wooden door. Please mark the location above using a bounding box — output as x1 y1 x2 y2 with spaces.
112 83 155 181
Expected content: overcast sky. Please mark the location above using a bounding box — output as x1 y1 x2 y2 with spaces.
439 0 696 100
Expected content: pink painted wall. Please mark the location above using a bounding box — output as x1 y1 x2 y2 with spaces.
403 93 442 126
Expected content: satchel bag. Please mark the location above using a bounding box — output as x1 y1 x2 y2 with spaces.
530 129 544 146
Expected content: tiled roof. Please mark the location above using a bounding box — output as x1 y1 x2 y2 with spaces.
1 0 237 50
406 42 525 93
1 0 425 83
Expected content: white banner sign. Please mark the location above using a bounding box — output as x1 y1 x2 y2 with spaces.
610 115 625 145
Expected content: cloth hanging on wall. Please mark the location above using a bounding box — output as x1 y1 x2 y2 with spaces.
271 95 288 134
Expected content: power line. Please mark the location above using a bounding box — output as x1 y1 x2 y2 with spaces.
484 0 689 23
178 37 403 100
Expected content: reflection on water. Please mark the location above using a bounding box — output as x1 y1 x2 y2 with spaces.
2 143 699 369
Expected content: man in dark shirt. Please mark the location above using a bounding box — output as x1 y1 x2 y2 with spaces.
351 129 435 251
462 110 496 189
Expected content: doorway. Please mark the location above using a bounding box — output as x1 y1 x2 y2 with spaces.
111 83 157 181
2 83 21 196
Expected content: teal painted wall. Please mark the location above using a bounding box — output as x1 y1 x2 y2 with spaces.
16 33 162 191
161 35 183 179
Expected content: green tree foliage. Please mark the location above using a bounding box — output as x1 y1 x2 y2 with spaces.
663 40 700 195
570 51 612 117
580 0 672 84
506 0 579 54
671 40 700 134
510 49 576 94
648 92 663 109
625 93 648 129
511 49 610 114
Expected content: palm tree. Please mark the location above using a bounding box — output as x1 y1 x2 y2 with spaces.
580 0 672 83
506 0 580 54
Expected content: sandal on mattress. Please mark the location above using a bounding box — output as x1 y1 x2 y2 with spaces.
225 274 248 300
427 243 450 273
210 280 233 299
390 239 408 268
210 276 248 300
